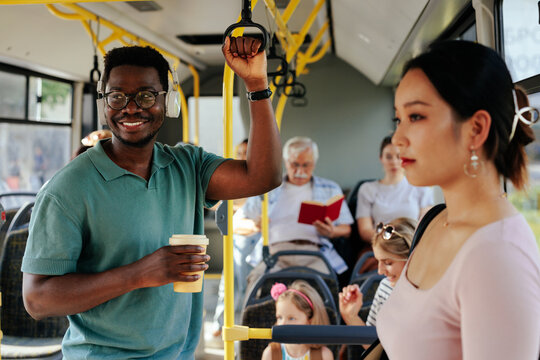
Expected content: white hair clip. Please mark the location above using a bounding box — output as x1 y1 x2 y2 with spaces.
509 89 539 142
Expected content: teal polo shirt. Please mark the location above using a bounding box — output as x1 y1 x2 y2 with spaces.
22 140 227 359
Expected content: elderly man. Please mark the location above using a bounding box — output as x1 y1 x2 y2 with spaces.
241 136 354 288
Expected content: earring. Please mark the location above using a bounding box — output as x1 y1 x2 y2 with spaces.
464 149 483 178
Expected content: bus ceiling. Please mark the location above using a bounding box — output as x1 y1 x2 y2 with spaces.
0 0 485 87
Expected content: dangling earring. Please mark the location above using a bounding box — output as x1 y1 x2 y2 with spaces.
464 148 483 178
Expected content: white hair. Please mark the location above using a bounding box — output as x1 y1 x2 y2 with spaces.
283 136 319 163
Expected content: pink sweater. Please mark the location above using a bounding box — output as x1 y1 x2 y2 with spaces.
377 214 540 360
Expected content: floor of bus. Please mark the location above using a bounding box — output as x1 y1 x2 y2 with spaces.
197 275 226 359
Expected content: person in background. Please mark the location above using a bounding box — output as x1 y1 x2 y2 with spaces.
355 135 432 271
210 138 261 340
21 36 282 359
72 129 113 159
262 280 334 360
243 136 354 292
376 40 540 359
339 217 415 354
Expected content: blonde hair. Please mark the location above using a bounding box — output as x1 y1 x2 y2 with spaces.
372 217 417 259
276 280 330 326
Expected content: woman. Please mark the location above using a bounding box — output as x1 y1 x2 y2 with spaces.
356 137 433 242
339 218 416 355
355 136 432 270
377 40 540 359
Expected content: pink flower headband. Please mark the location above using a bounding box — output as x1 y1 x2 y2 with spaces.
270 282 313 310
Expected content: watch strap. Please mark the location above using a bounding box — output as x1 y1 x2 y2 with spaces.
247 88 272 101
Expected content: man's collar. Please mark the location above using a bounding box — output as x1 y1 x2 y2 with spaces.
88 140 174 181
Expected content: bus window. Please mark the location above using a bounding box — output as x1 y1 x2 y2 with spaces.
0 70 26 119
509 92 540 248
188 96 247 155
500 0 540 247
0 65 72 208
501 0 540 82
28 76 72 123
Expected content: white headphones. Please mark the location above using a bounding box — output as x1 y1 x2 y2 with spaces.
96 67 181 125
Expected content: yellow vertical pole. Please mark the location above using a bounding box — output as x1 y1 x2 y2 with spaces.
179 86 189 143
188 65 200 146
222 2 262 358
223 62 236 358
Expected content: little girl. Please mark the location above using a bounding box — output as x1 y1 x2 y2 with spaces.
261 280 334 360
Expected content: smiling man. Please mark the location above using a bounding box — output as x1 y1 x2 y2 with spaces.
21 37 281 359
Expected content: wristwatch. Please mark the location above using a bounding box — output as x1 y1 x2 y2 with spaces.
247 88 272 101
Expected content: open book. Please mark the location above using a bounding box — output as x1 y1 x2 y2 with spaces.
297 194 344 225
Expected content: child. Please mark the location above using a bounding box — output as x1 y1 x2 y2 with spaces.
261 280 334 360
339 217 416 328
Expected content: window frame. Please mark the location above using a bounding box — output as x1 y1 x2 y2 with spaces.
495 0 540 95
0 62 74 127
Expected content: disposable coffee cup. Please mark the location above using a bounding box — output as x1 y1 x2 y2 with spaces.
169 234 209 293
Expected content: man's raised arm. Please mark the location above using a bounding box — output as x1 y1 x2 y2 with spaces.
206 36 282 200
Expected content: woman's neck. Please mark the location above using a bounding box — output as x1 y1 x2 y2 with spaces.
441 165 515 227
284 343 310 358
380 171 404 185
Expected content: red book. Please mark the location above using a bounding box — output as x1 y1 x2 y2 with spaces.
297 195 345 225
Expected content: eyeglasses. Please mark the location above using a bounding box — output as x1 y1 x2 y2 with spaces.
287 161 314 170
375 222 406 241
102 90 166 110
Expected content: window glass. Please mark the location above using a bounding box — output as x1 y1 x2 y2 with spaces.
501 0 540 82
0 123 71 203
187 96 247 155
509 92 540 247
0 70 26 119
28 76 72 123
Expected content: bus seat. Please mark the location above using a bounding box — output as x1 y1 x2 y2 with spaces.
347 274 385 360
356 274 385 321
343 179 377 281
240 271 339 360
261 249 339 308
349 251 378 286
6 201 34 235
0 226 68 358
0 208 18 257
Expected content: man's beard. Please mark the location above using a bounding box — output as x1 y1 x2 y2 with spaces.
110 113 162 148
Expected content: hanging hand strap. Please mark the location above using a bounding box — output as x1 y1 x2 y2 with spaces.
223 0 270 52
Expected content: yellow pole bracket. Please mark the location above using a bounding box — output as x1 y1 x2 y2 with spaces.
222 325 273 342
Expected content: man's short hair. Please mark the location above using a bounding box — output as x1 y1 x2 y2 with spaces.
103 46 170 92
283 136 319 163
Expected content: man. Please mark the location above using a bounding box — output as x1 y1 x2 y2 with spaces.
242 136 354 287
21 36 281 359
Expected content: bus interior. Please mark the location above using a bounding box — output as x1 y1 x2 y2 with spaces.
0 0 539 359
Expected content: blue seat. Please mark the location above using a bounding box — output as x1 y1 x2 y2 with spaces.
0 201 68 359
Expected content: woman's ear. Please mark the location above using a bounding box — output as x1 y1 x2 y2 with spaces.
466 109 491 149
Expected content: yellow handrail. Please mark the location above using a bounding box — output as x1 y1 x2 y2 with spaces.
222 3 255 357
1 0 144 4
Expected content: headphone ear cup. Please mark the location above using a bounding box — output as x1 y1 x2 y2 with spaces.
165 90 181 118
96 98 107 125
